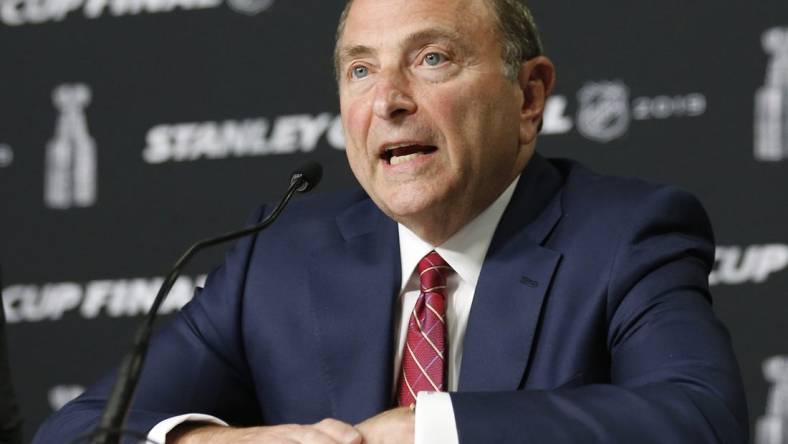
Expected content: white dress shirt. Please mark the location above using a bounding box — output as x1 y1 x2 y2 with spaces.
149 176 520 443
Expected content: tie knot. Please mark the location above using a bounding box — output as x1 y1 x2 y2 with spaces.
416 251 452 291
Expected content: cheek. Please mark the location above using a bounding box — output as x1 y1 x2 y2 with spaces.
433 82 522 176
427 88 475 147
432 89 490 161
340 95 372 145
340 106 371 162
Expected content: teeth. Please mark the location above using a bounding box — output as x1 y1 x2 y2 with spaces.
390 152 424 166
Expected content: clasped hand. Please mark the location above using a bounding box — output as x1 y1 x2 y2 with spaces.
169 406 414 444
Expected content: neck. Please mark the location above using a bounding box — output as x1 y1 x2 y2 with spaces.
400 173 522 247
392 146 535 246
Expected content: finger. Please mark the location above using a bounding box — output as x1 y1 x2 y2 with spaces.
313 418 363 444
288 424 343 444
226 425 301 444
260 424 313 444
267 438 300 444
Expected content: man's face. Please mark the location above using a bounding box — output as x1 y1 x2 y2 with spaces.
337 0 534 236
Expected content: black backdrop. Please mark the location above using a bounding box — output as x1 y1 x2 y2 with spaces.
1 1 787 441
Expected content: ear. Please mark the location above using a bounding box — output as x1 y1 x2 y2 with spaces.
518 56 556 145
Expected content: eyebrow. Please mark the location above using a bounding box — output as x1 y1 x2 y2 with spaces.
402 28 466 51
337 44 376 67
337 27 468 68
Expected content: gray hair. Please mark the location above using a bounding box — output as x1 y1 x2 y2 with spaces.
333 0 544 81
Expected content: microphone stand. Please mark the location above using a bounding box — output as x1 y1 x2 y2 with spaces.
87 165 319 444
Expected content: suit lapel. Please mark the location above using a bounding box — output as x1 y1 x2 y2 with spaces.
308 198 401 423
459 154 564 391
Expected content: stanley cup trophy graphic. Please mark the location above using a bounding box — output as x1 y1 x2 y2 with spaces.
755 27 788 162
756 356 788 444
44 83 97 209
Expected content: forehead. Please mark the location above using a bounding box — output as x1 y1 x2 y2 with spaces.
339 0 495 49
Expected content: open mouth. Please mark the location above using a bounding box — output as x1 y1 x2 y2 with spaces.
382 144 438 166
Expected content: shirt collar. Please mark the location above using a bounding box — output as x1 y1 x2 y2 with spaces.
398 175 521 291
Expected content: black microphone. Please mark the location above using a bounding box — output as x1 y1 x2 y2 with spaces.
290 160 323 193
83 162 323 444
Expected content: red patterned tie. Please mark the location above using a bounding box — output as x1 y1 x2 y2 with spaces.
397 250 452 407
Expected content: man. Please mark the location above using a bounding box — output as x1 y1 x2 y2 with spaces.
35 0 748 442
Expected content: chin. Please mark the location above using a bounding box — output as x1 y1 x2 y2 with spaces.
376 193 435 223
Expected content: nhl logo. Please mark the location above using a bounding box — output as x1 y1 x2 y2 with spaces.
755 27 788 162
226 0 274 16
576 81 630 143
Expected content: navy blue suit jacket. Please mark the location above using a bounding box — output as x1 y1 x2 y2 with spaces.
35 155 748 443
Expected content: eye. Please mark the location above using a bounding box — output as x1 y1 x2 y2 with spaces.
351 65 369 79
423 52 446 66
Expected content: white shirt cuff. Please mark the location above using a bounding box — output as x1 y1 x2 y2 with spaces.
147 413 228 443
414 391 460 444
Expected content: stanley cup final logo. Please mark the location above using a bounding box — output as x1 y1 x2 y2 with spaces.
755 27 788 162
756 355 788 444
44 83 97 209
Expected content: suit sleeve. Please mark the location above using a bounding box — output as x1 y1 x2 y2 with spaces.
32 206 268 444
450 187 748 443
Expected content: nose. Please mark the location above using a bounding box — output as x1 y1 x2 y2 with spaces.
372 70 417 120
